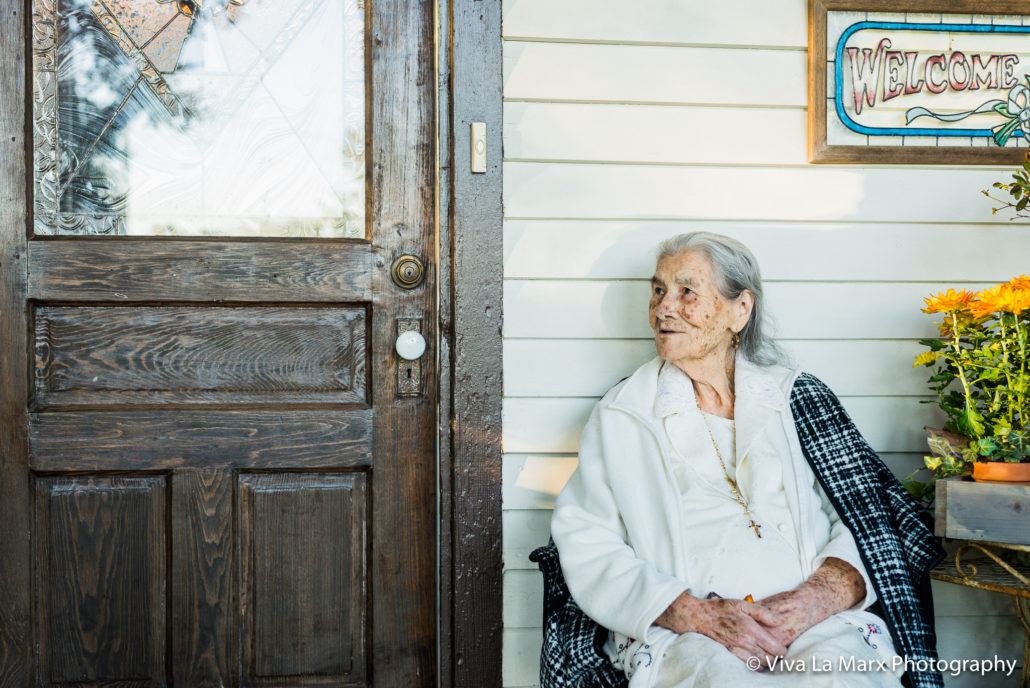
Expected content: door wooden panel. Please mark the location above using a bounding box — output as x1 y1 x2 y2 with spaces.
171 470 233 688
26 241 376 303
33 306 367 407
239 473 367 687
29 409 374 471
35 477 167 687
0 0 436 686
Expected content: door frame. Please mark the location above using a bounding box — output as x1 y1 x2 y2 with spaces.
0 2 31 680
0 0 504 685
438 1 504 687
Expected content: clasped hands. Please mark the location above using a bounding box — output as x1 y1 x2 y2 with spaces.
653 557 865 669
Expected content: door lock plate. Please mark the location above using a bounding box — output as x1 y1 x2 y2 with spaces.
391 255 426 289
397 318 422 396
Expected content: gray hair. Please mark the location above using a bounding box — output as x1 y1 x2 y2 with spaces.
656 232 789 367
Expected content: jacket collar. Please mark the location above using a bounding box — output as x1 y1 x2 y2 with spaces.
611 355 797 463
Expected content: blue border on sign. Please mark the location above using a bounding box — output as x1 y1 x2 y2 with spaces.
834 21 1030 138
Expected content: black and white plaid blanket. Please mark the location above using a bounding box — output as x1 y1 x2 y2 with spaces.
531 373 945 688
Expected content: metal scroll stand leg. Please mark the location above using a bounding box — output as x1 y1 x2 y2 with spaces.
950 542 1030 687
1016 597 1030 688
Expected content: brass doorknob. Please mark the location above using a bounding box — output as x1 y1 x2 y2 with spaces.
391 255 425 289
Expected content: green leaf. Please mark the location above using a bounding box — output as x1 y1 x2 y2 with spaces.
976 437 1001 458
958 405 986 438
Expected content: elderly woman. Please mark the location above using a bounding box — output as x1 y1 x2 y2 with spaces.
550 233 944 688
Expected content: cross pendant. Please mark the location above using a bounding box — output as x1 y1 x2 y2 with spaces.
747 519 762 538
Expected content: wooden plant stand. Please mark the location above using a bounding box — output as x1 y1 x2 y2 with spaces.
933 476 1030 687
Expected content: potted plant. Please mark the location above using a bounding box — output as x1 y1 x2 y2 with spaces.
915 277 1030 484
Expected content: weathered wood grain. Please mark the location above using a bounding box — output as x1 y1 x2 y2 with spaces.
35 476 167 686
935 477 1030 545
4 0 438 685
367 0 438 685
172 470 233 688
238 473 368 686
27 240 374 302
449 0 504 686
0 2 31 685
29 410 373 471
34 305 368 407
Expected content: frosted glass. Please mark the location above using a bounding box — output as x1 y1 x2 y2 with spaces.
32 0 366 237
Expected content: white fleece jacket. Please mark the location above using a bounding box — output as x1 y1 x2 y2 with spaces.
550 356 874 645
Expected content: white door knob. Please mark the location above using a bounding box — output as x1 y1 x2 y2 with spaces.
396 330 426 360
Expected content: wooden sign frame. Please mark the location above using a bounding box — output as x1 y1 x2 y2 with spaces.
810 0 1030 164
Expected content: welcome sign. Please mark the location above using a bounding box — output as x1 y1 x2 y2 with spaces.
810 1 1030 164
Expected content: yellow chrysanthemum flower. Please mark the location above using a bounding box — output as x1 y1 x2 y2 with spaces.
1009 274 1030 290
912 351 942 368
975 282 1030 315
1006 286 1030 314
969 284 1006 318
936 311 977 336
921 288 976 314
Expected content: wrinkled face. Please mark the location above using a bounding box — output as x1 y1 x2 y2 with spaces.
648 250 752 369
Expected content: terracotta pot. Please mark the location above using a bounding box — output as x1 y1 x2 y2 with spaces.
971 461 1030 485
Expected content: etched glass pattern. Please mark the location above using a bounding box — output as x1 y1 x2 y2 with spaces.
32 0 365 237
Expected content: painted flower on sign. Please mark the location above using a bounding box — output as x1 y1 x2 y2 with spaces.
906 76 1030 146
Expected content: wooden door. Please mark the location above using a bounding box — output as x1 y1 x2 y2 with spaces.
0 1 436 686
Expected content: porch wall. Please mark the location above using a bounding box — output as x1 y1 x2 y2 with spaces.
499 1 1027 686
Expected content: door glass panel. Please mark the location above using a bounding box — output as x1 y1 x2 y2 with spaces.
32 0 366 237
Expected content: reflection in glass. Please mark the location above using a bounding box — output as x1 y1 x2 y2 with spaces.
33 0 365 237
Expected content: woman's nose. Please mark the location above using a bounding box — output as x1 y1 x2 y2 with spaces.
656 292 677 316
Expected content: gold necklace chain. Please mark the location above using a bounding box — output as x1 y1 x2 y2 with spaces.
696 402 763 539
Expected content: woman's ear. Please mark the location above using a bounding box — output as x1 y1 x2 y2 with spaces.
736 290 755 331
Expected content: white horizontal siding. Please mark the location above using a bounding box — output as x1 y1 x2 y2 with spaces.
503 281 995 340
502 454 579 511
505 162 1013 222
505 339 941 397
504 627 544 687
504 569 544 629
502 453 927 513
504 102 809 165
500 2 1023 685
504 396 940 454
504 42 807 106
503 509 554 571
934 615 1025 688
503 0 807 47
504 221 1030 281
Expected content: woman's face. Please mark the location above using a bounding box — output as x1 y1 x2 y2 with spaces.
648 249 753 369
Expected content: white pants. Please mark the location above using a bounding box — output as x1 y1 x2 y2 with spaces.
642 612 904 688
